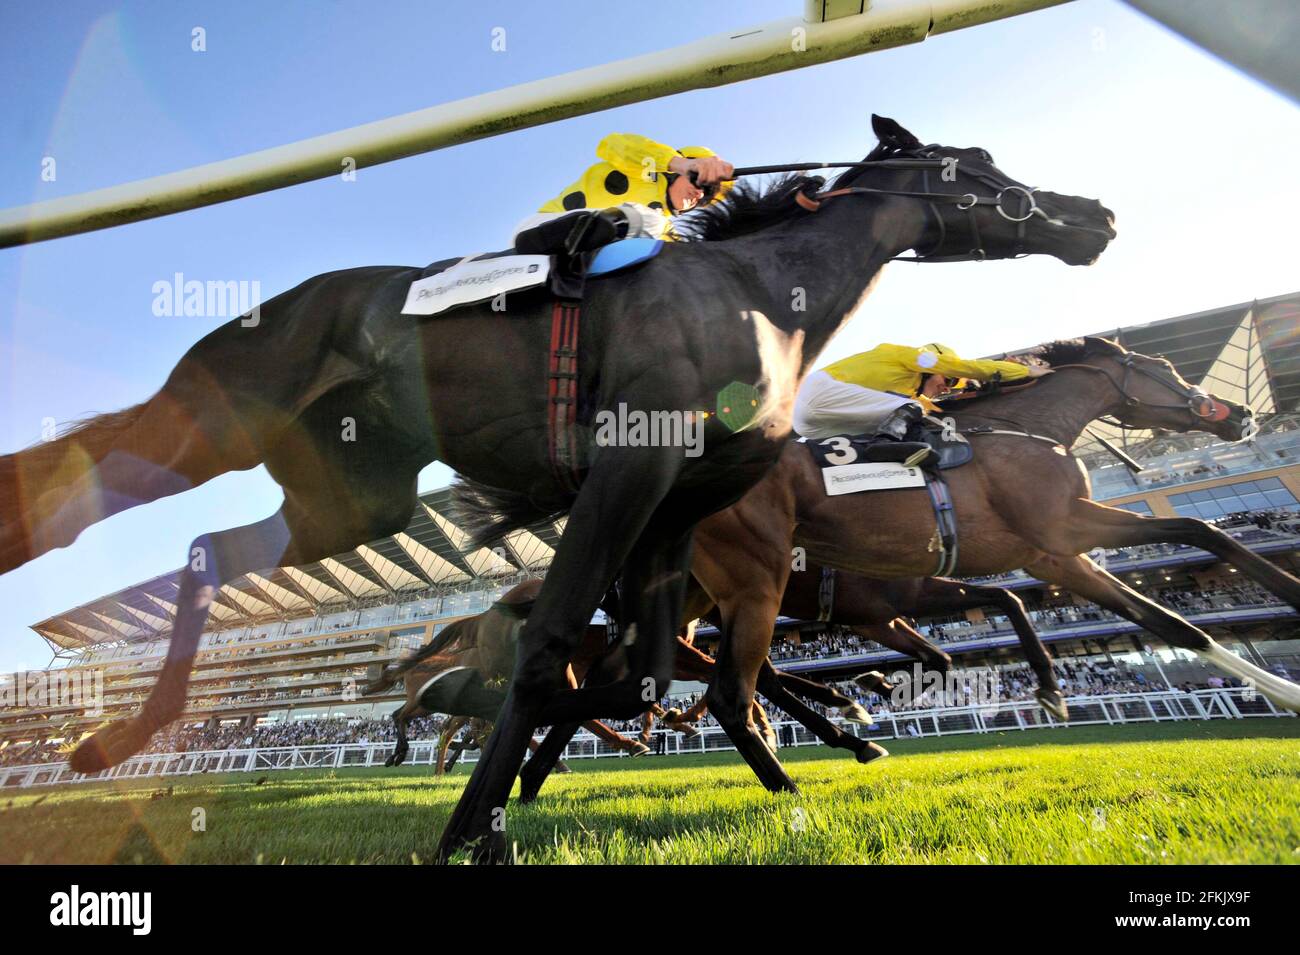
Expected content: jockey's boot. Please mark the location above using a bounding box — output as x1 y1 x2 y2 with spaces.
864 404 937 469
514 208 629 256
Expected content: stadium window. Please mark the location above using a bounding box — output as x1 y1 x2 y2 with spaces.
1115 500 1154 516
1168 478 1299 520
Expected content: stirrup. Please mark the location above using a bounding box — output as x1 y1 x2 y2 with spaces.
903 446 935 468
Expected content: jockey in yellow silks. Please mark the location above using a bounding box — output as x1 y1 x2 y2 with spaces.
512 134 735 254
793 343 1049 444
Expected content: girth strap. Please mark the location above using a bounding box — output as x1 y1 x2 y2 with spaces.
548 300 582 493
924 472 959 577
817 566 836 623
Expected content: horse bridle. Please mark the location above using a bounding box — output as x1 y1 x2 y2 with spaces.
1052 355 1231 427
789 147 1070 263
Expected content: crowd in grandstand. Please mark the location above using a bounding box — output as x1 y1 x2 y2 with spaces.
769 581 1281 665
0 714 451 767
0 654 1276 767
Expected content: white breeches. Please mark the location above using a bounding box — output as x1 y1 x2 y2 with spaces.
510 203 668 245
793 370 918 440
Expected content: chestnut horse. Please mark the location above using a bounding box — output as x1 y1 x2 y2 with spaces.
689 338 1300 792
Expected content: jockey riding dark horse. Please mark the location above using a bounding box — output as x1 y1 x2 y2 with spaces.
511 133 735 255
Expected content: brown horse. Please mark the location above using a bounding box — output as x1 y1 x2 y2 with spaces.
689 337 1300 792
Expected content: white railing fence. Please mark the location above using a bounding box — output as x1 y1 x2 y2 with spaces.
0 688 1290 790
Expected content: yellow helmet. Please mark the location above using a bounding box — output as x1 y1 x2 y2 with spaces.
678 145 734 204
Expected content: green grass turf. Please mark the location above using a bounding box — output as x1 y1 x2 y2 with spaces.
2 720 1296 864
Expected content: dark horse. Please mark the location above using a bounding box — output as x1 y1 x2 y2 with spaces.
0 116 1113 860
681 338 1300 792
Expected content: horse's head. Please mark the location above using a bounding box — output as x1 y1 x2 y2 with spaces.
838 115 1115 266
1039 337 1255 442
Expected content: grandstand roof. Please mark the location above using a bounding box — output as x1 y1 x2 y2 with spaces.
30 290 1300 651
31 487 564 651
1000 290 1300 461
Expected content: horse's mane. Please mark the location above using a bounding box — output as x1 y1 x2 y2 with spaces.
672 173 817 242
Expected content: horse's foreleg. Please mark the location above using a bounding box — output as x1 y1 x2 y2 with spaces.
70 509 295 773
706 595 800 794
768 667 873 724
1060 500 1300 608
1028 553 1300 713
757 661 887 764
435 453 687 864
517 723 581 803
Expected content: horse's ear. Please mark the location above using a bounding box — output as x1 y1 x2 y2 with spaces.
871 114 922 150
1084 336 1123 354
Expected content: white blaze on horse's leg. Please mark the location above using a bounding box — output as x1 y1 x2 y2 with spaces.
741 310 804 439
1201 640 1300 712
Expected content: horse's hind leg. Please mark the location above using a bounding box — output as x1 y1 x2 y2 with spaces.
69 507 296 772
935 579 1065 720
387 704 416 767
70 456 422 772
1028 553 1300 712
706 596 800 794
0 388 265 574
436 717 465 775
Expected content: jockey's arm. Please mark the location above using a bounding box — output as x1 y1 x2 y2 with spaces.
901 345 1032 384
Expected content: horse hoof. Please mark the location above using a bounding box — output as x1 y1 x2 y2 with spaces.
840 702 876 726
629 742 651 757
556 762 572 774
1036 690 1069 722
853 670 892 693
675 724 702 740
68 718 153 774
856 742 889 764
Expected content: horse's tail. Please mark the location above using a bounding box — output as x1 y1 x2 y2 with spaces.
449 476 571 550
0 402 151 573
361 619 474 695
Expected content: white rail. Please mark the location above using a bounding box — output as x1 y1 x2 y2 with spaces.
0 688 1288 790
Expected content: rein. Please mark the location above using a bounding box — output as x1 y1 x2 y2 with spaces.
727 153 1078 264
935 354 1237 456
1048 359 1229 427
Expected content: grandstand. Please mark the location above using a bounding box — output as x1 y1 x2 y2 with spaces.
2 291 1299 768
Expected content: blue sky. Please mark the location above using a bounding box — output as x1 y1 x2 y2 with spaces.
1 0 1297 672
